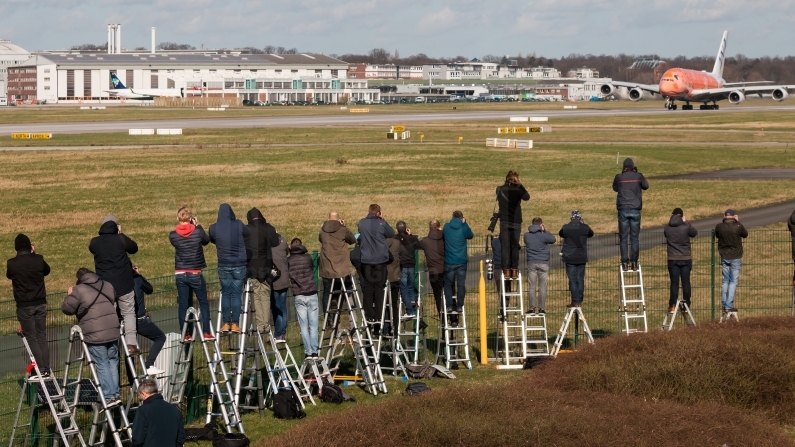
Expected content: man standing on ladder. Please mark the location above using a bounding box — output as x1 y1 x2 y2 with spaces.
245 208 281 334
612 158 649 271
271 233 290 342
287 238 319 360
6 234 51 379
62 268 122 408
210 204 251 333
715 210 748 314
559 211 594 308
787 210 795 288
132 266 166 376
664 208 698 313
524 218 555 314
420 219 445 316
318 212 357 313
396 221 420 318
357 204 395 325
496 170 530 279
443 211 474 326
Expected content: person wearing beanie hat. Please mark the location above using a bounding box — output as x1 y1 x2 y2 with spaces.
558 211 594 307
664 208 698 313
612 157 649 271
715 208 748 313
6 234 52 378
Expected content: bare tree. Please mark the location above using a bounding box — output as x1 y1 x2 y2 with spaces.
70 43 107 51
157 42 196 50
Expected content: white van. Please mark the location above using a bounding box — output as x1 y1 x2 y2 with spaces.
415 96 425 103
0 98 7 106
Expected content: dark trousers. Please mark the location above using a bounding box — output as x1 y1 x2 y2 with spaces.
322 276 353 313
17 304 50 371
429 272 445 315
386 281 401 330
565 264 586 305
125 316 166 385
499 225 521 270
361 264 388 321
668 260 692 307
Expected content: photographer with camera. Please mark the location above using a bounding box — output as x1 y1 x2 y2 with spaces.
420 219 445 315
169 207 213 341
495 170 530 279
396 221 420 317
209 204 251 333
715 209 748 313
245 208 281 334
319 212 357 313
613 158 649 271
524 217 555 314
443 210 474 324
559 210 594 308
357 204 395 323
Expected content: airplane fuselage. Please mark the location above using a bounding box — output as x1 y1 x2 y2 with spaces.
658 69 724 102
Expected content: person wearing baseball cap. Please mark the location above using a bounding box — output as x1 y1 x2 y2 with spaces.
664 208 698 313
715 209 748 313
558 210 594 307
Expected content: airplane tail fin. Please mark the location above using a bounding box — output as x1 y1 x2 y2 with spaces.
110 72 126 89
712 30 728 79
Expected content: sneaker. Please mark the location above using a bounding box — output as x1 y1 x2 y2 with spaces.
146 366 164 376
273 336 286 343
620 262 629 272
455 307 463 313
538 309 546 314
28 370 51 381
631 262 639 271
183 334 193 342
202 332 215 341
103 399 122 410
219 323 231 333
400 313 415 319
229 323 242 333
127 345 141 356
311 353 319 360
668 306 676 313
526 308 536 315
449 310 458 315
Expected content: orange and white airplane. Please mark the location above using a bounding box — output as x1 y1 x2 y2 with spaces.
600 31 795 110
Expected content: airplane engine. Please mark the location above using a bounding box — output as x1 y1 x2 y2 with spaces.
728 90 745 104
600 84 615 96
628 88 643 101
772 88 789 102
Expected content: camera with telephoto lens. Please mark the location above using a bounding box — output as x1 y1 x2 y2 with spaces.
487 213 499 233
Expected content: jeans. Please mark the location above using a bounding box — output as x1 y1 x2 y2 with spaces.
218 266 247 324
361 264 388 321
294 294 319 355
117 291 137 346
87 341 120 402
399 267 417 315
271 288 288 337
527 263 549 310
17 304 50 372
250 279 272 332
499 224 521 270
618 209 641 264
721 258 742 310
176 272 212 333
444 263 467 310
667 260 692 307
428 272 444 315
565 264 586 305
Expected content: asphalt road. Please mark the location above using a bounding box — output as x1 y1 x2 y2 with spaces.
658 168 795 180
2 104 795 135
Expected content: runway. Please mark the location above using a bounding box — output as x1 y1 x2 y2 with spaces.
1 104 794 135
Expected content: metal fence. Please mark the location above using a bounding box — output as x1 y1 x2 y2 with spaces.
3 230 793 444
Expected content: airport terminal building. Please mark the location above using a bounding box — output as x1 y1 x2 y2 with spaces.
6 52 380 104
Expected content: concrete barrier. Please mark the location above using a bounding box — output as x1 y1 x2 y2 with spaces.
340 106 348 110
128 129 155 135
79 106 90 110
510 117 529 122
486 138 533 149
529 117 549 122
207 108 226 111
564 106 578 109
156 128 183 135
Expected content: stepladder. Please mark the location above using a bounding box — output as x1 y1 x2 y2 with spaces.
376 282 411 379
719 309 740 323
551 306 594 357
120 322 149 414
493 271 527 368
618 263 648 334
435 293 472 370
10 331 87 447
661 299 697 330
299 356 334 397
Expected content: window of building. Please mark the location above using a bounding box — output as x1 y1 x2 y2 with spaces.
44 86 50 90
43 77 50 82
44 68 50 73
291 70 298 73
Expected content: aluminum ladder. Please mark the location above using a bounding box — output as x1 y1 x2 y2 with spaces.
618 263 648 334
435 293 472 370
551 306 594 357
493 271 526 369
524 313 550 357
228 282 266 415
120 322 150 414
661 299 697 330
167 307 206 406
376 283 410 379
203 294 244 434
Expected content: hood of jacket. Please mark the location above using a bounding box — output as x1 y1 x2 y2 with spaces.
78 271 101 286
289 244 308 255
217 203 235 222
528 224 542 233
447 217 464 230
98 220 118 235
426 228 443 240
322 220 343 233
246 207 265 224
668 215 685 227
175 223 195 237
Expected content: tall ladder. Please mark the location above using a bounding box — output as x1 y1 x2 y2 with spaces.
9 332 86 447
551 307 594 357
230 282 265 415
376 283 410 378
435 293 472 370
270 335 315 408
493 272 526 368
57 326 133 447
618 263 648 334
203 294 244 434
719 309 740 323
661 299 697 330
168 307 202 406
120 322 149 414
319 275 387 395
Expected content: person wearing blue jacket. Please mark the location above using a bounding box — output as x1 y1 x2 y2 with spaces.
209 203 251 333
442 210 474 322
523 217 556 314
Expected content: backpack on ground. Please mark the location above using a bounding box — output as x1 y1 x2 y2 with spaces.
272 387 306 419
523 356 551 370
185 422 217 442
212 433 250 447
405 362 435 379
405 382 431 396
320 381 356 404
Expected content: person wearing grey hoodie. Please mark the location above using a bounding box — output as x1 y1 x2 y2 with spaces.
270 234 290 342
523 217 556 314
663 208 698 311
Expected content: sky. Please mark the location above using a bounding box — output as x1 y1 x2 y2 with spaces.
1 0 795 59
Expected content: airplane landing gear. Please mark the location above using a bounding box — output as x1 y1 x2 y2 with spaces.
665 99 678 110
699 103 720 110
682 102 693 110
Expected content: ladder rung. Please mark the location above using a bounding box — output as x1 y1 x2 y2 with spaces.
525 326 547 331
622 284 643 288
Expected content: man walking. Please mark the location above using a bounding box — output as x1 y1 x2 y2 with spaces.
90 215 139 355
420 219 445 315
318 212 357 312
612 158 649 271
559 211 594 308
524 218 555 314
245 208 280 334
396 221 420 317
62 268 121 407
7 234 51 378
358 204 395 323
443 210 474 322
209 203 251 333
664 208 698 312
131 379 186 447
715 209 748 312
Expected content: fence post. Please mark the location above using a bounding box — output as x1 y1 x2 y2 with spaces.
479 260 487 365
710 229 716 321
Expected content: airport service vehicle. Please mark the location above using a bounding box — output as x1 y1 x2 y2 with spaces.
600 31 795 110
105 72 185 99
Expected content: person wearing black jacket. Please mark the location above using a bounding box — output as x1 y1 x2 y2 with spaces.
131 379 185 447
612 158 649 271
357 204 395 322
287 238 319 359
90 215 140 354
715 209 748 312
245 208 280 334
496 170 530 279
559 211 594 307
131 266 166 377
6 234 51 378
664 208 698 311
420 220 445 314
396 221 420 316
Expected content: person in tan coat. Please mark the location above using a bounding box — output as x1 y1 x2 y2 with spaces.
318 212 357 312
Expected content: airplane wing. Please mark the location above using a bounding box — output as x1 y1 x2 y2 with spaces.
723 81 773 86
691 85 795 98
603 81 660 94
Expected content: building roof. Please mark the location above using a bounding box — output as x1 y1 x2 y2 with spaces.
20 52 347 68
0 39 30 57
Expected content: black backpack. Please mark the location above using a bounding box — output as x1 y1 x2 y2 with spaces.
405 382 431 396
320 381 356 404
212 433 250 447
272 387 306 419
523 356 551 370
185 422 217 442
